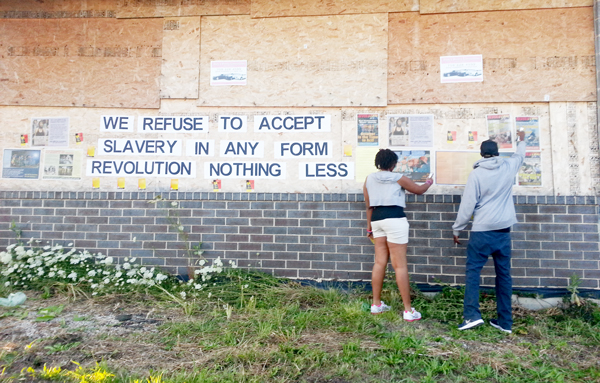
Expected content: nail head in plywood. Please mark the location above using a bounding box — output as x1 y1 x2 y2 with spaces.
116 0 250 18
388 8 596 104
160 17 201 100
198 14 388 107
0 18 162 109
419 0 592 14
251 0 418 18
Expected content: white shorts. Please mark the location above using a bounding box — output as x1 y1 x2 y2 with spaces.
371 218 409 244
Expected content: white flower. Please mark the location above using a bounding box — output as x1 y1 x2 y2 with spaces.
199 260 206 266
68 243 73 246
103 278 110 284
180 291 186 299
244 284 249 288
156 273 167 281
208 292 211 298
140 267 147 273
104 257 113 265
4 282 10 287
91 284 98 289
48 271 55 278
88 270 97 277
171 201 178 207
0 252 12 264
124 257 129 262
132 237 137 242
115 272 122 278
123 263 131 270
130 258 137 262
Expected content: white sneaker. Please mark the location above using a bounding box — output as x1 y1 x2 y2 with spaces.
371 301 391 315
403 307 422 322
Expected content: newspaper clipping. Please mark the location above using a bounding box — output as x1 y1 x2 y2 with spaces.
210 60 247 86
388 114 434 147
515 116 540 150
486 114 513 150
43 150 83 179
31 117 69 147
393 150 431 182
519 152 542 186
440 55 483 83
357 113 379 146
2 149 41 179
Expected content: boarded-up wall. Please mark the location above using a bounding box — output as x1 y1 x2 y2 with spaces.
388 8 596 104
419 0 592 14
0 18 163 108
198 14 388 107
116 0 250 18
250 0 418 18
160 17 201 99
0 0 118 18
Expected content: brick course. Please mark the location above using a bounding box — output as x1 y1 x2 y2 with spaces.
0 191 598 290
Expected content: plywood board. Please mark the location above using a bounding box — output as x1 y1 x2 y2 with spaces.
198 14 388 107
116 0 250 18
0 0 118 18
160 17 200 99
0 18 162 109
420 0 592 14
251 0 418 18
388 9 596 104
549 102 599 196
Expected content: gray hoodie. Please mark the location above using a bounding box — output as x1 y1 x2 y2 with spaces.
452 141 526 236
366 171 405 207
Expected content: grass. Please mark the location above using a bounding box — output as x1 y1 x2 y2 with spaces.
0 269 599 382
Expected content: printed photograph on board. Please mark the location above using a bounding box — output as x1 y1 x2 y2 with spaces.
43 150 82 179
440 55 483 83
515 116 540 150
486 114 513 150
2 149 41 179
519 152 542 186
392 150 431 182
357 113 379 146
31 117 69 147
210 60 247 86
387 114 434 147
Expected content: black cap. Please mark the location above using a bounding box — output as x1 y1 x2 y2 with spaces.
480 140 499 157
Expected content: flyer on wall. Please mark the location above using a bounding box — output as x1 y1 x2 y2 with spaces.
515 116 540 150
393 150 431 182
519 152 542 186
2 149 41 179
440 55 483 83
31 117 69 147
210 60 247 86
486 114 513 149
387 114 434 147
356 113 379 146
42 150 83 179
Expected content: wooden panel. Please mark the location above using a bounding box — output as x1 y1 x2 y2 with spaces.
198 14 388 107
0 18 162 109
420 0 591 14
388 8 596 104
116 0 250 18
0 0 118 18
251 0 418 18
160 17 201 99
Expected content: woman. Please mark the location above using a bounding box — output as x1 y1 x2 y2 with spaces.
363 149 433 321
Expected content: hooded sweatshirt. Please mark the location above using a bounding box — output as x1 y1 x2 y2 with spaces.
366 171 405 207
452 141 526 236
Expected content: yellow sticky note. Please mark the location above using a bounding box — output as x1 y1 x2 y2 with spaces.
343 144 353 157
117 178 125 189
138 179 146 190
87 146 95 157
92 178 100 189
170 179 179 190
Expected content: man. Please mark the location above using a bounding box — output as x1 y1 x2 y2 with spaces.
452 130 526 334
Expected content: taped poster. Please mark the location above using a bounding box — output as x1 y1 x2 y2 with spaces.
2 149 41 179
486 114 513 150
357 113 379 146
42 150 83 179
519 152 542 186
515 117 540 150
388 114 434 147
31 117 69 147
393 150 431 182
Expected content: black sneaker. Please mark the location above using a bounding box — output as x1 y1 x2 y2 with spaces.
458 318 484 330
489 319 512 334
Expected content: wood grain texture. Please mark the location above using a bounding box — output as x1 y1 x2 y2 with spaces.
251 0 418 18
198 14 388 107
388 8 596 104
420 0 592 14
0 0 118 18
116 0 250 18
160 17 201 99
0 18 162 108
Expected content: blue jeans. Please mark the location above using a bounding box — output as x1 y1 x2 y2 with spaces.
463 230 513 330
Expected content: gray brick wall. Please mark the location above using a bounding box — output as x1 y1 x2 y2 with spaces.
0 191 598 290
